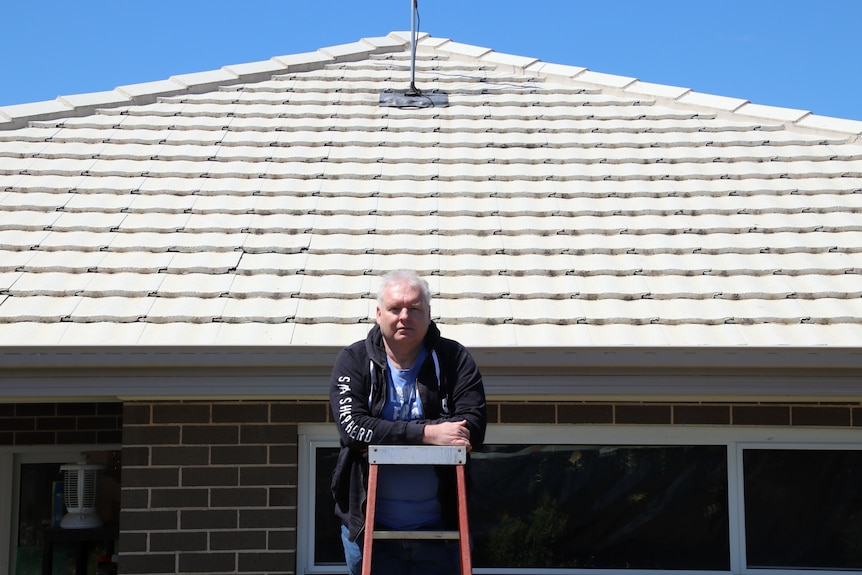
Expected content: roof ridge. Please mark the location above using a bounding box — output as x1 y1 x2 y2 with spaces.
412 33 862 142
0 34 409 131
2 31 861 141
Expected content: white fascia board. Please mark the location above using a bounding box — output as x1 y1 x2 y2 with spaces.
1 346 861 402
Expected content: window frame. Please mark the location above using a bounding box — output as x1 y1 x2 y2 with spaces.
1 444 120 575
298 424 862 575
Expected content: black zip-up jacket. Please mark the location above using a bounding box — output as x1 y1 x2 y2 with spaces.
329 321 487 542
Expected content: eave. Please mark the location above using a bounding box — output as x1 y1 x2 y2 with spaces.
2 345 861 403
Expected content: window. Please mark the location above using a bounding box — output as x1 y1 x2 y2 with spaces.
298 425 862 574
1 447 120 575
741 447 862 571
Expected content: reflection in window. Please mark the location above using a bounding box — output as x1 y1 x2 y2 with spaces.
743 449 862 570
313 444 730 570
470 445 729 570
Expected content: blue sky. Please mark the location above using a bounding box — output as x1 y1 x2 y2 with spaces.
2 0 860 120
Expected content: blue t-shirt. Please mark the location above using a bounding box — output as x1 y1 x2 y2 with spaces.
376 348 442 529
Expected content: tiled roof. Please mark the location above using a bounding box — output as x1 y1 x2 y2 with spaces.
1 32 862 347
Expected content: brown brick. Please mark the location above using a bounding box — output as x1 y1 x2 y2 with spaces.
270 444 297 464
210 487 268 508
0 417 35 431
499 403 555 423
15 431 55 444
616 404 671 424
181 509 237 529
270 487 297 507
36 417 76 431
0 432 13 445
0 404 14 417
182 466 239 487
732 405 790 426
123 404 151 425
241 465 296 486
120 488 149 509
150 531 208 552
57 431 98 444
97 402 123 416
213 403 268 423
268 529 296 550
120 509 178 531
558 404 613 424
241 423 296 444
178 552 236 573
121 446 149 466
484 403 499 423
792 406 851 426
78 416 120 430
15 404 55 416
57 403 97 416
123 425 180 445
210 530 267 550
272 402 328 422
153 403 211 424
120 553 176 574
118 532 148 553
97 429 123 444
211 445 268 465
152 488 209 508
240 508 293 529
182 424 238 445
674 405 731 425
123 467 180 488
238 551 295 572
152 445 209 466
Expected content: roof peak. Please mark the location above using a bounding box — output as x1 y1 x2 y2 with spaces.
2 31 861 139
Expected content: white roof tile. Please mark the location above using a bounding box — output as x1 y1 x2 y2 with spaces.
2 32 862 349
227 273 304 297
0 322 70 345
82 272 165 296
70 296 154 322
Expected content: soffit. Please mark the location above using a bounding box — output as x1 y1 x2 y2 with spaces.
0 32 861 348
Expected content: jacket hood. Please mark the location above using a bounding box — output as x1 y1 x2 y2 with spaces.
365 321 441 366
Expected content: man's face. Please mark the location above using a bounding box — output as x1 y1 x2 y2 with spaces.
376 281 431 350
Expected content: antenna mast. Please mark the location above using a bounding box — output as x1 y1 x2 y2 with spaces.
379 0 448 108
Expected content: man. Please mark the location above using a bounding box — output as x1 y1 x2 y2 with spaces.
329 270 487 575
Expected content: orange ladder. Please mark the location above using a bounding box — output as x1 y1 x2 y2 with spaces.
361 445 472 575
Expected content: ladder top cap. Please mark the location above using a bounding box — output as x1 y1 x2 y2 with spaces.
368 445 467 465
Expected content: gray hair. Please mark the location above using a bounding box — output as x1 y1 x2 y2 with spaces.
377 270 431 308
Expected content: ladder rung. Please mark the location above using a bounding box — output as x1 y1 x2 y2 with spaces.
373 530 460 540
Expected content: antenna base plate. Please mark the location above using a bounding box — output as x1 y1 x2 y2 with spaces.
379 91 449 108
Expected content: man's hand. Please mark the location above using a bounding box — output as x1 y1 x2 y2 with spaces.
422 420 472 451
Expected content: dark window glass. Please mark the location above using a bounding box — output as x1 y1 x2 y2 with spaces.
470 445 729 570
314 444 730 570
743 449 862 570
315 447 344 565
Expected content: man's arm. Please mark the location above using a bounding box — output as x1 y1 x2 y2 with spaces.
329 346 426 449
422 342 487 450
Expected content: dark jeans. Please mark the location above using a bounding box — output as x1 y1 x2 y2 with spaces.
340 523 460 575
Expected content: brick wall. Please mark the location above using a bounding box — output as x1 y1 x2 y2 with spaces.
0 402 122 445
120 401 329 575
115 398 860 574
492 400 862 426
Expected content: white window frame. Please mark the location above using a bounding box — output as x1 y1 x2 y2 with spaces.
1 444 120 575
298 424 862 575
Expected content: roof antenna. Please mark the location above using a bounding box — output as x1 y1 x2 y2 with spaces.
379 0 449 108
